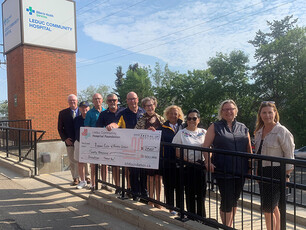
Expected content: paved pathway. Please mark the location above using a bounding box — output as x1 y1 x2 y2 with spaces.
36 170 306 230
0 168 139 230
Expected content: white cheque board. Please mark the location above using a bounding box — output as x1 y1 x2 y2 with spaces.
79 127 162 169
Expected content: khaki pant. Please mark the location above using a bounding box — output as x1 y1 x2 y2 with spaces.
74 141 90 179
66 146 79 179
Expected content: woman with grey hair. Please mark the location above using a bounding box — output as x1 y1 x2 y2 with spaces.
203 99 252 227
135 96 165 208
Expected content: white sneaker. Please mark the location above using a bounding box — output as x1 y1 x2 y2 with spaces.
76 181 87 189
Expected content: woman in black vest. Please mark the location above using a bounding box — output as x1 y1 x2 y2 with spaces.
203 100 252 227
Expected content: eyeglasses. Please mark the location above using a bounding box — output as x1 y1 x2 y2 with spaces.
93 98 102 100
222 108 236 112
107 99 117 103
145 104 154 107
187 117 198 121
261 101 275 105
127 98 137 101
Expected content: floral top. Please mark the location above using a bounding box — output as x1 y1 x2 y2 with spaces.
172 128 206 162
135 113 165 130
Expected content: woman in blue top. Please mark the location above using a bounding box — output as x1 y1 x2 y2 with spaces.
203 100 252 227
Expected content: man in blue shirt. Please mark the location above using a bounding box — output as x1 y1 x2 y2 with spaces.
84 93 104 127
84 93 105 190
96 93 125 194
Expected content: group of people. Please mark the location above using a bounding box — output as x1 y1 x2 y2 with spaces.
58 92 295 230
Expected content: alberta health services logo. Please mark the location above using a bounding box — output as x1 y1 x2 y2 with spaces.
26 6 35 15
26 6 72 32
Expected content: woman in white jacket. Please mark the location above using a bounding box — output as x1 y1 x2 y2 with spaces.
254 101 295 230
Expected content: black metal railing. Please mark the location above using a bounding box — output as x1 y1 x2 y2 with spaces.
0 126 45 175
0 119 32 129
94 142 306 230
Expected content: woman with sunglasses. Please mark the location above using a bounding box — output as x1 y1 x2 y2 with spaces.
172 109 207 218
203 100 252 227
135 96 165 208
254 101 294 230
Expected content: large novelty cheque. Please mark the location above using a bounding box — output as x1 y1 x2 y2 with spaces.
79 127 162 169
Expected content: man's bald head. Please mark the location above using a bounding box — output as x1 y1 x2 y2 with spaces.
126 91 139 111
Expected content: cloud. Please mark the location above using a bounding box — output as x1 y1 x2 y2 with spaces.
79 0 305 69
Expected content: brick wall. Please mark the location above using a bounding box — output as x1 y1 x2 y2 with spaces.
6 45 76 140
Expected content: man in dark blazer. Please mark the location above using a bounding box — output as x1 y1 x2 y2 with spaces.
58 94 80 185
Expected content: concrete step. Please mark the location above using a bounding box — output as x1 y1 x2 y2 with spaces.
0 152 33 177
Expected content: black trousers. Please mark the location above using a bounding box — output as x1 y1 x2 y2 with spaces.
184 164 206 218
129 167 147 198
163 165 181 209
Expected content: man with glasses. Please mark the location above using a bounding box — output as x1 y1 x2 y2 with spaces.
96 93 125 194
84 93 105 191
117 92 146 201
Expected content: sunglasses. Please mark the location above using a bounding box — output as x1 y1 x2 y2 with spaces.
187 117 198 121
261 101 275 105
107 99 117 102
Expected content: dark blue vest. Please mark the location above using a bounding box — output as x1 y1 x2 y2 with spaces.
212 119 249 177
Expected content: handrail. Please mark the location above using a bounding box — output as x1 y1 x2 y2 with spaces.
23 130 46 161
0 119 32 123
0 126 46 175
0 126 45 132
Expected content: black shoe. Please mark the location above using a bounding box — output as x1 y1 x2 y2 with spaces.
133 197 140 201
126 189 133 198
115 188 122 195
139 198 148 204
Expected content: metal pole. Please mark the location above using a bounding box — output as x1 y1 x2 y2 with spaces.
95 164 98 190
120 166 127 199
176 147 187 222
6 129 9 157
34 131 37 176
18 130 21 162
279 162 287 230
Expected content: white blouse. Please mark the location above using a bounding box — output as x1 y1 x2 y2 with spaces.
172 128 206 162
254 122 295 170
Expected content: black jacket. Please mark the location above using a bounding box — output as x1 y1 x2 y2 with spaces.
58 107 80 145
160 119 184 166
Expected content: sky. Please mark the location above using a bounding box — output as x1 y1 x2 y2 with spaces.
0 0 305 101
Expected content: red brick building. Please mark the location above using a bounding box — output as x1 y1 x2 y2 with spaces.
7 45 76 140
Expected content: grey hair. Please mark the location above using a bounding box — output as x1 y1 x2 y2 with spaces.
107 93 118 99
141 96 157 108
67 94 77 101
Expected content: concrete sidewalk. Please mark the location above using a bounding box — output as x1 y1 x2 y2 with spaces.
0 170 140 229
35 171 212 230
34 170 306 230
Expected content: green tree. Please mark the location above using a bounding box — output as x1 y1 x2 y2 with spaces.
116 64 153 106
207 50 258 132
151 63 183 114
0 100 8 118
114 66 125 104
78 85 110 108
249 15 306 147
